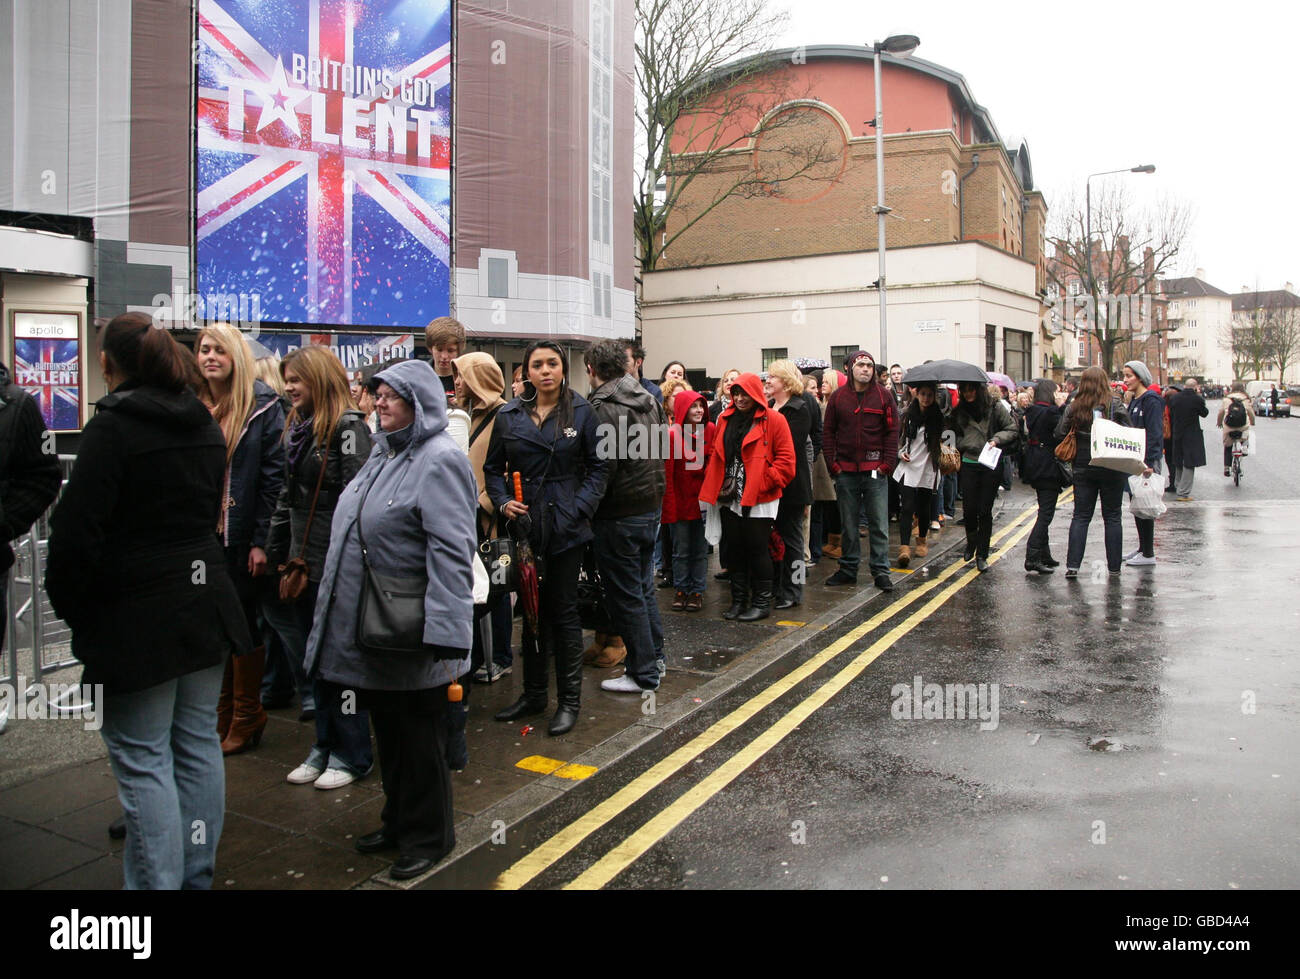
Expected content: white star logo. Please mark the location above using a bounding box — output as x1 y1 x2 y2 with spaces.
254 57 307 135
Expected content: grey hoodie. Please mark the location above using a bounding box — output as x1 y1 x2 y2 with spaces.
304 359 476 690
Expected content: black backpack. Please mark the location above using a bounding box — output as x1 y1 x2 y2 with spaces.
1224 397 1248 428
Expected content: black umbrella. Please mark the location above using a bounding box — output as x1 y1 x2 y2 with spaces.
901 359 990 385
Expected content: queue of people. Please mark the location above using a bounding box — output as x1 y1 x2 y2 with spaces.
25 313 1245 892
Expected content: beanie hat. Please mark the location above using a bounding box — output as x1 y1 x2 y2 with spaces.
1124 360 1152 387
845 350 875 370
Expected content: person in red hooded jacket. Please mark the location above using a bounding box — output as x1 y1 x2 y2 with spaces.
663 389 716 612
698 373 796 621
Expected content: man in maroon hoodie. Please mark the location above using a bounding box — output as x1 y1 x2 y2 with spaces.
822 350 899 591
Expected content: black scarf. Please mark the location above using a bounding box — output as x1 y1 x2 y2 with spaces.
723 406 755 467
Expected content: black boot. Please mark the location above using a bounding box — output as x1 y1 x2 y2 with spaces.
1041 546 1060 568
495 640 548 721
723 569 750 620
737 580 772 621
1024 547 1053 575
548 639 582 736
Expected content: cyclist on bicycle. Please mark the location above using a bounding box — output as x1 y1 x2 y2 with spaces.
1218 382 1255 476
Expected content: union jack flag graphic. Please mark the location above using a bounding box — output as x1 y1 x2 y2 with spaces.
13 339 81 431
196 0 452 328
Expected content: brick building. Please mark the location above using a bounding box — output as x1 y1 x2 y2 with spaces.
642 45 1051 381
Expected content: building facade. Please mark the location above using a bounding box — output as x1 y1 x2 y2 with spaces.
1160 273 1234 384
642 45 1050 383
0 0 633 438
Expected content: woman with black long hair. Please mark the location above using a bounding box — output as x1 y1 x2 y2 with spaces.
1020 378 1066 574
892 381 943 567
1054 365 1130 578
947 380 1017 572
486 341 607 736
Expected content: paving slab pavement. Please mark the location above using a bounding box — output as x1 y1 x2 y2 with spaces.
0 493 1011 889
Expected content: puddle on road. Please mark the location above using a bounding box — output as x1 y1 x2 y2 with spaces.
1088 736 1133 752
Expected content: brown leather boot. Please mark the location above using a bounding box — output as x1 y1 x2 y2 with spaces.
583 632 607 664
592 635 626 668
823 533 842 560
221 646 268 755
897 544 911 568
915 538 929 559
216 657 234 741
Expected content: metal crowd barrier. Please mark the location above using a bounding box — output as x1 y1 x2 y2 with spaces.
1 456 82 729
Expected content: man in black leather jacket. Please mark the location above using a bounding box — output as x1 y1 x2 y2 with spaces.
584 339 668 694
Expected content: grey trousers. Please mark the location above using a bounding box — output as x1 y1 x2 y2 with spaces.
1175 466 1197 497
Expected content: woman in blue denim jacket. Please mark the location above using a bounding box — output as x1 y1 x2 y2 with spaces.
484 341 608 736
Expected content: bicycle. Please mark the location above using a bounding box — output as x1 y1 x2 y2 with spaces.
1229 431 1246 486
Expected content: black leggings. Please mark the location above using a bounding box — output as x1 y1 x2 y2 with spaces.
959 464 1000 559
898 485 933 546
720 508 775 585
1026 484 1059 559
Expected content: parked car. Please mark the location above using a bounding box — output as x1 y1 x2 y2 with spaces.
1254 392 1291 417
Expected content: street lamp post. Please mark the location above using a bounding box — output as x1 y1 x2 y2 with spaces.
869 34 919 369
1084 164 1156 350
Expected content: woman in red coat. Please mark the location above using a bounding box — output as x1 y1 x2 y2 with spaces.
663 390 716 612
698 373 796 621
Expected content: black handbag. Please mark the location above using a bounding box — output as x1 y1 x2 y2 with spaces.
576 545 610 631
352 470 433 656
479 533 519 602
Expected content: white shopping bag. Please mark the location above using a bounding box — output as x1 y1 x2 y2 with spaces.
1128 474 1167 520
977 443 1002 470
702 501 721 546
1090 418 1147 475
1245 428 1257 456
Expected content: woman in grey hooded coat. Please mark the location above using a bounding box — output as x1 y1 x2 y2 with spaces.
303 358 477 880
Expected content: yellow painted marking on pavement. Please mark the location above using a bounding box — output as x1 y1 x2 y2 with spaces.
515 756 599 780
775 620 806 627
565 511 1042 890
493 498 1060 890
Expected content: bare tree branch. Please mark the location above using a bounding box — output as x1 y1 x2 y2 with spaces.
1046 183 1195 375
635 0 841 272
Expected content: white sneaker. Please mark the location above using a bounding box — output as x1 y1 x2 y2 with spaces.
600 674 645 693
313 767 357 790
287 762 324 785
1123 548 1142 561
1126 554 1157 567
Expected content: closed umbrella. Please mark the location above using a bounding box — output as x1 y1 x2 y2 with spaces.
901 360 990 385
509 472 540 635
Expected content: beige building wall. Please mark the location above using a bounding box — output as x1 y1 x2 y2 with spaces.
642 241 1042 379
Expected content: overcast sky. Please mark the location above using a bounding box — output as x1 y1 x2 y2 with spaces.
775 0 1297 294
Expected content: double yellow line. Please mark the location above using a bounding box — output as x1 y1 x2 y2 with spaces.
495 495 1064 889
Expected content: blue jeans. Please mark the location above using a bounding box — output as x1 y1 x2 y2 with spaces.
1067 466 1126 572
471 591 514 671
260 590 315 711
671 519 708 596
835 471 889 578
593 512 663 689
99 660 227 889
308 677 374 775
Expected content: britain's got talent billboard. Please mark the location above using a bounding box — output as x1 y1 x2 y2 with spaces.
196 0 452 328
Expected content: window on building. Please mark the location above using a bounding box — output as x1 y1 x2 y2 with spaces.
829 344 858 370
985 325 997 372
1078 340 1086 361
488 257 509 298
762 348 788 370
1003 328 1032 382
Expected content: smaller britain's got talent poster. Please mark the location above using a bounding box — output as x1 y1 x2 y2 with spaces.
12 312 82 432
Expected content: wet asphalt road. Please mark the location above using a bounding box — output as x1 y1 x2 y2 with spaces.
433 407 1300 889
